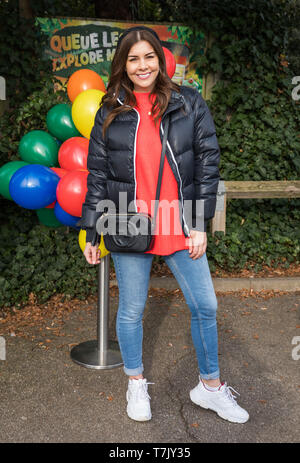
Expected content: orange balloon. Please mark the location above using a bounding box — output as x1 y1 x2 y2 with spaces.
67 69 106 102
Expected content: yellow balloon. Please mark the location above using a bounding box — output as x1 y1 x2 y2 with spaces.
78 229 110 258
72 89 105 139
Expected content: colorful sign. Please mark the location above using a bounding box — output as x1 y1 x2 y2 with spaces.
36 18 205 92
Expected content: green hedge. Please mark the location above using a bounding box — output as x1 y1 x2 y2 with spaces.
207 198 300 274
0 200 99 308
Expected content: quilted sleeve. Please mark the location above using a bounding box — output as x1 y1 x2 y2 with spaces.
76 105 108 244
192 91 220 232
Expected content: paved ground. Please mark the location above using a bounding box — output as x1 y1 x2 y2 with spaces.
0 285 299 443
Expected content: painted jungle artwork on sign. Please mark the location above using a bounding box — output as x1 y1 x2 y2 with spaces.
36 17 205 93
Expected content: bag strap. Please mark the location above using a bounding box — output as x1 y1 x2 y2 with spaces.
151 116 170 232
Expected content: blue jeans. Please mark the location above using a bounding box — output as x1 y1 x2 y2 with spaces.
111 250 219 380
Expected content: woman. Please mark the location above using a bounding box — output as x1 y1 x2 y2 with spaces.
79 26 249 424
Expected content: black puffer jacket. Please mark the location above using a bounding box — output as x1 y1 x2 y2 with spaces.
78 85 220 245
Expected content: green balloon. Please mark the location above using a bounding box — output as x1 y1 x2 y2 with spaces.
36 207 62 227
0 160 29 200
46 104 81 142
19 130 58 166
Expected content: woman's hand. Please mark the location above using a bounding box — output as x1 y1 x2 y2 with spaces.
83 242 101 265
188 229 207 260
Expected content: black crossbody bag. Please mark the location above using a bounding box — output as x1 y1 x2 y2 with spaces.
99 116 170 253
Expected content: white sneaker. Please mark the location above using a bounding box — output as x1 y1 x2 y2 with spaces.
126 378 153 422
190 377 249 423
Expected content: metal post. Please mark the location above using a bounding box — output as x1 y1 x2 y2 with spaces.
70 254 123 369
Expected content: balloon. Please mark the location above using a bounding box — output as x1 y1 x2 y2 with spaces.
0 161 29 200
54 201 80 228
9 164 60 210
36 207 62 227
46 104 81 142
56 170 89 217
67 69 106 102
163 47 176 79
58 137 89 171
45 200 56 209
72 89 105 139
78 229 110 258
19 130 58 167
46 167 67 205
50 167 68 178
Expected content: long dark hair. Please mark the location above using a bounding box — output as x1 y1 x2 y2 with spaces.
101 28 180 137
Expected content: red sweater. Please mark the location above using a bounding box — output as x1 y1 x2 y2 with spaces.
134 91 189 255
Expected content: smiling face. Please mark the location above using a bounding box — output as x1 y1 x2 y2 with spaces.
126 40 160 93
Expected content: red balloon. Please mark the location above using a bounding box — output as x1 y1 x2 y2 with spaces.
45 168 67 208
50 167 68 178
56 170 88 217
46 200 56 209
58 137 89 171
163 47 176 79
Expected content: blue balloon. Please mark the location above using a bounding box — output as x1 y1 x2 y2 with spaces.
9 164 59 210
54 201 80 228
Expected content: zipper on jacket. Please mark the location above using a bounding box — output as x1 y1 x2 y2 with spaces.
132 107 140 213
117 97 140 213
160 121 190 237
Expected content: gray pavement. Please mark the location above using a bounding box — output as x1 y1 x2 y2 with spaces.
0 284 299 443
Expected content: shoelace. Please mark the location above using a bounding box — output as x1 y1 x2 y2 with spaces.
129 381 154 401
200 376 241 406
222 382 240 406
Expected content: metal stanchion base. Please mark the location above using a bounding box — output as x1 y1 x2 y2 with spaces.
70 340 123 370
